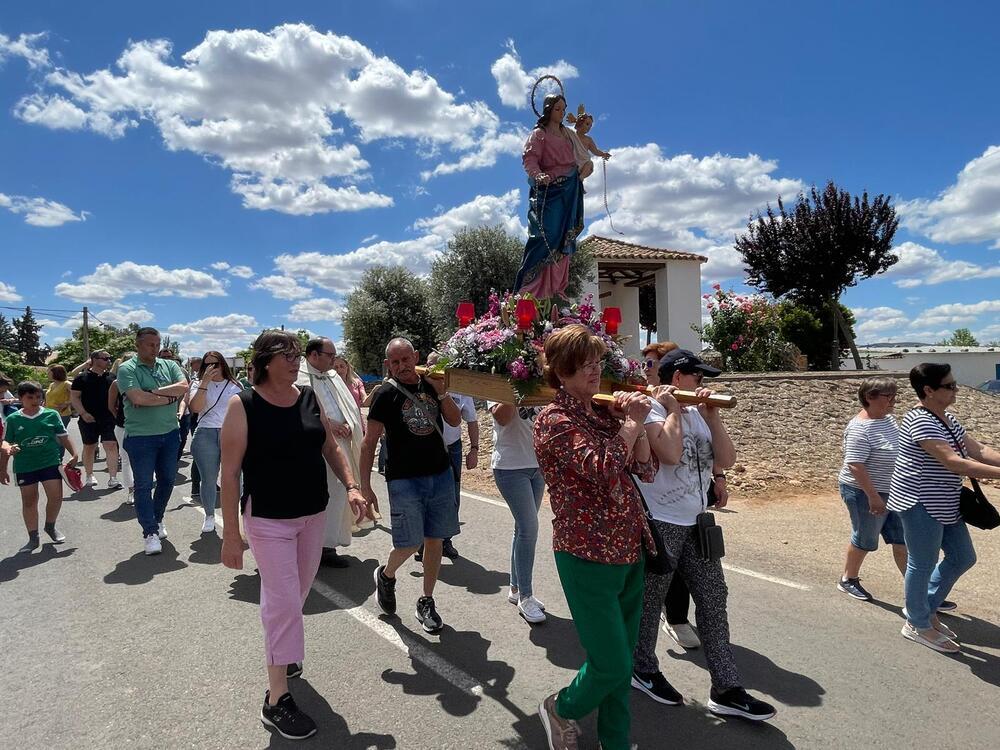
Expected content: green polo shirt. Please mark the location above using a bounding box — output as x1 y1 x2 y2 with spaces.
117 356 187 436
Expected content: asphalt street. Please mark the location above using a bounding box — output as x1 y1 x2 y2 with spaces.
2 430 999 749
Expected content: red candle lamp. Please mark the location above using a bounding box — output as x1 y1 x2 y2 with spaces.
515 299 538 330
456 301 475 327
602 306 622 335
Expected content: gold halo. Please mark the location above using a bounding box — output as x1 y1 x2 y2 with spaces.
531 75 565 117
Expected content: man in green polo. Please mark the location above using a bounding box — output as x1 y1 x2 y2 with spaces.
117 327 189 555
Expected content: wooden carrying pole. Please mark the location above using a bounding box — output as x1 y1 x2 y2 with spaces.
414 367 736 409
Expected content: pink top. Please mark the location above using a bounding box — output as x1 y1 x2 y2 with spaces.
522 128 577 180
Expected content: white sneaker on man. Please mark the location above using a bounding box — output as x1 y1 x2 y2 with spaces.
157 522 168 540
86 474 98 487
108 476 123 489
144 535 162 555
201 516 216 534
518 596 547 624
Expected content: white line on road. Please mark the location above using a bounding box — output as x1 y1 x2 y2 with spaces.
459 490 813 591
195 502 484 697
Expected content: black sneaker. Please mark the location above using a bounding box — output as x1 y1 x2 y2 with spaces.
19 536 40 554
415 595 443 633
374 565 397 615
837 577 872 601
260 691 317 740
442 540 459 560
937 600 958 613
631 670 683 705
708 687 776 721
286 662 302 679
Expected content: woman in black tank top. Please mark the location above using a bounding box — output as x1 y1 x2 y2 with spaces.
218 331 367 740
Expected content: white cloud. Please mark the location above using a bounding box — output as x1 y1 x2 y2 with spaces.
0 192 88 226
14 24 524 213
94 307 155 328
582 145 803 282
0 281 22 302
55 261 227 302
852 306 911 339
249 275 313 300
165 314 260 357
227 264 254 279
882 241 1000 288
273 190 525 295
901 146 1000 248
910 300 1000 329
288 298 343 322
850 299 1000 342
210 261 230 271
0 32 50 69
490 39 579 110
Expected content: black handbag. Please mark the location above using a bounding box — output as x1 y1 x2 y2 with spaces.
921 407 1000 531
695 449 726 560
628 474 676 575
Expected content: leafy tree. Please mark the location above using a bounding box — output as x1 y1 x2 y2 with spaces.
941 328 979 347
427 225 595 340
53 323 141 366
777 300 857 370
0 314 17 352
342 265 436 375
0 349 35 384
13 306 48 365
736 181 898 370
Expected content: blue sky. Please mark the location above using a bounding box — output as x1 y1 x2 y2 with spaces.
2 1 1000 359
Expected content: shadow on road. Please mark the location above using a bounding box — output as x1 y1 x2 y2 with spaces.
432 554 510 595
315 556 378 607
263 677 396 749
665 642 826 707
0 544 76 583
69 486 117 503
226 569 340 616
99 502 136 523
188 532 221 565
103 540 188 585
630 695 796 749
527 611 585 669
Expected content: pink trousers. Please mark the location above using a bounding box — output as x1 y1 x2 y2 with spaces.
244 499 327 666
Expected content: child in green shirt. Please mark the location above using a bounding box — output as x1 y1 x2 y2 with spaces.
0 381 79 554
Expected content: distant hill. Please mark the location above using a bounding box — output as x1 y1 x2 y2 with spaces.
859 342 933 348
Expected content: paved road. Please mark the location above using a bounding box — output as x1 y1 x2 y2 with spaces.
2 432 999 749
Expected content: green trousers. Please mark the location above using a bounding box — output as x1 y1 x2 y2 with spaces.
555 551 645 750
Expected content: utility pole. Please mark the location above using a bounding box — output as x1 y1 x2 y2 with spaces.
82 306 90 360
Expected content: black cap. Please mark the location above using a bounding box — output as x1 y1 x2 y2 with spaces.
658 349 722 382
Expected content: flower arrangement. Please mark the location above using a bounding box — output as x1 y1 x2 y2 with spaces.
433 291 645 399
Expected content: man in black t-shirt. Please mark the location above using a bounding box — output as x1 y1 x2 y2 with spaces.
361 337 461 634
70 349 121 489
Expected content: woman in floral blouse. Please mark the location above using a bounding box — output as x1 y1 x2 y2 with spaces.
533 324 657 750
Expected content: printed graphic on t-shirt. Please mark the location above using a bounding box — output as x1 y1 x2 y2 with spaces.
518 406 541 422
647 431 714 507
402 393 439 436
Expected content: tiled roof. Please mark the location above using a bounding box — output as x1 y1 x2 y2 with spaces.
581 235 707 263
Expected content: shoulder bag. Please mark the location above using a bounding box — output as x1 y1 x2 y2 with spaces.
628 473 676 575
695 446 726 560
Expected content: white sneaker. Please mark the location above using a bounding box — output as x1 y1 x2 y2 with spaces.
508 587 545 610
518 596 547 624
201 516 216 534
107 476 123 489
901 622 960 653
144 535 162 555
664 622 701 650
126 488 135 505
86 474 98 487
157 522 168 540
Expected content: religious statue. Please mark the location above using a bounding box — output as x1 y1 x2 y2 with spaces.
566 104 612 180
512 76 586 301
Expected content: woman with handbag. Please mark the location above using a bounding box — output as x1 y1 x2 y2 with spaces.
532 324 657 750
888 363 1000 653
630 349 775 722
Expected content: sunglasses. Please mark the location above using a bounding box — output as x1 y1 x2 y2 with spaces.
644 358 658 369
936 382 959 391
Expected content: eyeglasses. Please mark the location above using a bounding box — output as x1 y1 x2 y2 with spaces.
579 360 603 373
679 370 704 383
936 382 959 391
319 350 337 357
274 352 302 362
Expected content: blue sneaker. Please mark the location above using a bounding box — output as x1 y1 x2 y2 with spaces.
837 577 872 601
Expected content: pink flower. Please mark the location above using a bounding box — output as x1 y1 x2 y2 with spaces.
730 343 739 351
712 283 722 290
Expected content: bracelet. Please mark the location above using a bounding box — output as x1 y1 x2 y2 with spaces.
713 473 727 480
345 483 361 491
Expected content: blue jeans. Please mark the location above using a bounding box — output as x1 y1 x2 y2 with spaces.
386 468 458 548
899 502 976 629
190 427 221 516
446 440 463 543
125 429 181 537
839 483 905 551
494 467 545 598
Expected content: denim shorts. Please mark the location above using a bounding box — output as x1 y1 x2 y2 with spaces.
839 482 905 551
387 468 459 548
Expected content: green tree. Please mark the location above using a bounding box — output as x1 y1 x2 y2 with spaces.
427 225 596 340
0 314 17 352
342 265 435 375
54 323 141 366
0 349 34 384
13 306 48 365
941 328 979 347
777 300 857 370
736 181 898 370
639 286 657 346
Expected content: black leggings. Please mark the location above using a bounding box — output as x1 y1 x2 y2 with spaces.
664 572 691 625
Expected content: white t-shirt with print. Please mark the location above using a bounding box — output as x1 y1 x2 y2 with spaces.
639 401 714 526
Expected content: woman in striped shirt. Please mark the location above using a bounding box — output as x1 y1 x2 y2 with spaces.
888 363 1000 653
837 377 906 602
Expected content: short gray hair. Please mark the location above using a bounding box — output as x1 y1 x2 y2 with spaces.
858 376 898 407
385 337 415 358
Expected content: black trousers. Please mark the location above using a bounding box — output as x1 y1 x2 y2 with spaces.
664 568 692 625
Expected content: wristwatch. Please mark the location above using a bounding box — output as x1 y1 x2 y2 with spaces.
345 483 361 491
713 473 727 480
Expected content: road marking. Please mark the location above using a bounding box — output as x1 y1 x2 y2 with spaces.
721 563 810 591
458 490 813 591
201 503 484 697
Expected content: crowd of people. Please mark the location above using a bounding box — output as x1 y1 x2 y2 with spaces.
2 323 999 749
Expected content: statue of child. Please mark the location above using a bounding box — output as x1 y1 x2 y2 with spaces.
567 104 611 180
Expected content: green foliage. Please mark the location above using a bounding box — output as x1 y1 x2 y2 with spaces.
700 286 799 371
427 225 595 340
941 328 979 347
342 265 436 375
776 301 857 370
0 349 35 384
53 323 141 367
13 306 49 365
0 314 17 352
